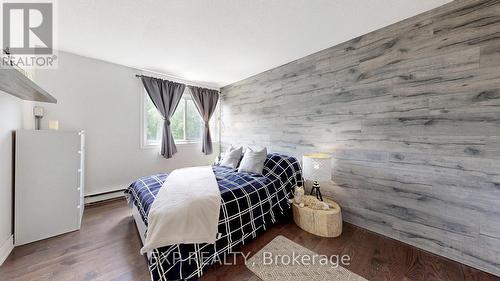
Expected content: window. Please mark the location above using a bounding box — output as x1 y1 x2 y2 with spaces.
143 89 218 147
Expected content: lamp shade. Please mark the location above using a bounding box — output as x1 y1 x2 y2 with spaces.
302 153 332 182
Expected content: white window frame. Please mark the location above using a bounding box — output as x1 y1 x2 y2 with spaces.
141 89 220 149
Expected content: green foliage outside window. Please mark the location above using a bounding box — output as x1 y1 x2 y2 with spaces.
145 98 163 142
145 92 214 145
171 103 185 140
186 100 202 140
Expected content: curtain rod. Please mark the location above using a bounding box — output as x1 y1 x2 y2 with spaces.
135 74 219 91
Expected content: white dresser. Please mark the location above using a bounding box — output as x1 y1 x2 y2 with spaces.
14 130 85 245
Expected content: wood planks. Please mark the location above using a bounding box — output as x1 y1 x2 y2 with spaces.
1 199 497 281
0 199 150 281
220 0 500 276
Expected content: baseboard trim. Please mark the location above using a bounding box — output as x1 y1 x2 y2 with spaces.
0 235 14 266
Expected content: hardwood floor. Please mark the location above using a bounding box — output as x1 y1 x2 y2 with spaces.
0 199 149 281
0 199 498 281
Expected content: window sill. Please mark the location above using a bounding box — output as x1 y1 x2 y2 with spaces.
176 140 201 145
141 141 219 150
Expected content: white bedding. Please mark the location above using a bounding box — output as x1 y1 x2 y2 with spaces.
140 166 221 254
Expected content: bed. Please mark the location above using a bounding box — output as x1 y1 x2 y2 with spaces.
125 153 302 281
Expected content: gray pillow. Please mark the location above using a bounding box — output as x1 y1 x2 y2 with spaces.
238 147 267 174
220 146 243 169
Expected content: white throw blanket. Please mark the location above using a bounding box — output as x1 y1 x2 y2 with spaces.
140 166 221 254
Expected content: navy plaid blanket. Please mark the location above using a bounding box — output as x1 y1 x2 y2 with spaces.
125 153 302 281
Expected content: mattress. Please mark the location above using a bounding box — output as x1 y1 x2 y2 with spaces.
125 153 303 281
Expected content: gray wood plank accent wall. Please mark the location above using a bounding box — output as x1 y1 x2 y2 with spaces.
220 0 500 276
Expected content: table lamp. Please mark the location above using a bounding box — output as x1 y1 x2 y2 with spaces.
302 153 332 201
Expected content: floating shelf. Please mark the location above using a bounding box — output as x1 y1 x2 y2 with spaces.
0 64 57 103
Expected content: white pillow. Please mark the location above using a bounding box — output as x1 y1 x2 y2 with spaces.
220 146 243 169
238 147 267 174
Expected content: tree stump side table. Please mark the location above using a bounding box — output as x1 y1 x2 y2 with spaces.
292 197 342 237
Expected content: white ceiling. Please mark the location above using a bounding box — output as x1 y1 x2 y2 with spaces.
57 0 451 87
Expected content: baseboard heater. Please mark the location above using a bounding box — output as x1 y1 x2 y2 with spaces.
84 189 126 205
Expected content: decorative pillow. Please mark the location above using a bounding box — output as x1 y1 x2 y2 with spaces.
220 145 243 169
238 147 268 174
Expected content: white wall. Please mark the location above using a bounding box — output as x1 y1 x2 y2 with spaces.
0 91 22 263
23 51 219 196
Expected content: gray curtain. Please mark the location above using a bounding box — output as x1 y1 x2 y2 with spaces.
141 76 186 158
189 86 219 155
